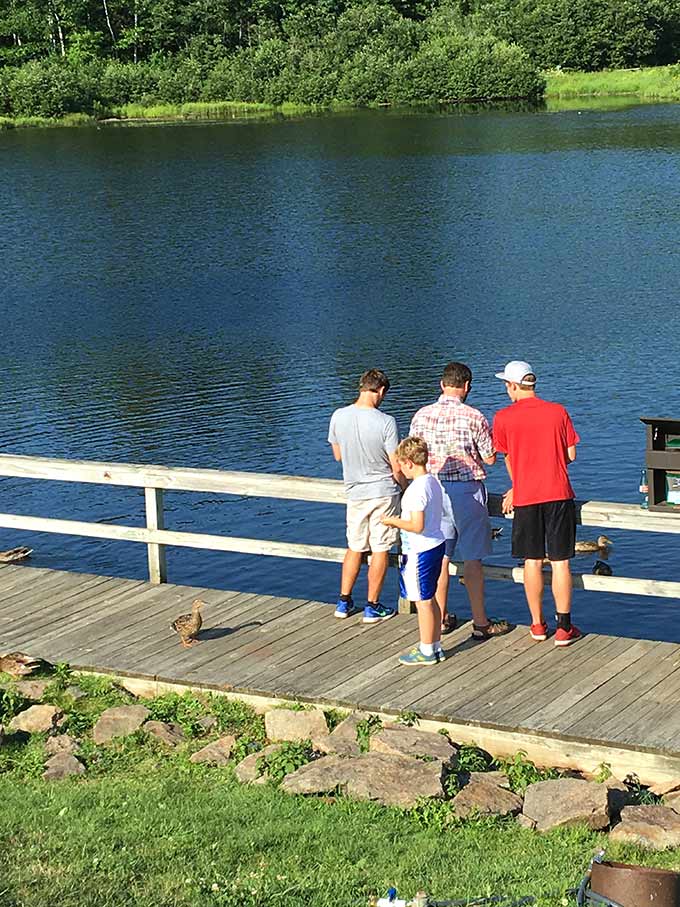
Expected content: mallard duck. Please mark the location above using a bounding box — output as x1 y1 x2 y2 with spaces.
593 560 613 576
0 652 46 677
171 599 204 647
0 547 32 563
575 535 613 554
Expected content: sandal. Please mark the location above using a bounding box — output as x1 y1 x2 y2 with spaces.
441 612 458 635
471 618 514 641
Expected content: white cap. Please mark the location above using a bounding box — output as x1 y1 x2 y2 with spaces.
494 360 536 385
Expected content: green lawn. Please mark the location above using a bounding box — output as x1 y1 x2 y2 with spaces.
2 676 680 907
545 64 680 100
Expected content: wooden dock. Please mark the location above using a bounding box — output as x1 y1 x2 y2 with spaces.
3 562 680 783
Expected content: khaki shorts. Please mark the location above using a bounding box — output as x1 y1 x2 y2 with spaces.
346 494 400 553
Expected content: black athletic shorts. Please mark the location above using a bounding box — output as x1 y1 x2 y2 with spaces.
511 499 576 561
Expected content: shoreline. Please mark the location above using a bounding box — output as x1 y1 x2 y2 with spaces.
1 66 679 130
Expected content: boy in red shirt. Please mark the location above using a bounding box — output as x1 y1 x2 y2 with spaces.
492 361 581 647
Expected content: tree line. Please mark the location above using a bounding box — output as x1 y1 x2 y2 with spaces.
0 0 679 118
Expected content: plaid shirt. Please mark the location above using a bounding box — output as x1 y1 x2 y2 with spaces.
410 395 494 482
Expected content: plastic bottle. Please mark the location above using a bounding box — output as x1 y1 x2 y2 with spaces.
640 467 649 510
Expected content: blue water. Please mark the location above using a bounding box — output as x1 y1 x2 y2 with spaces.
1 103 679 640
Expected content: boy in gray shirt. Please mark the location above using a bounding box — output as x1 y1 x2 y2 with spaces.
328 369 405 623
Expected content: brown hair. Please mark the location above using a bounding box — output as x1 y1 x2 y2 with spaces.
442 362 472 388
519 373 537 390
359 368 390 393
396 436 429 466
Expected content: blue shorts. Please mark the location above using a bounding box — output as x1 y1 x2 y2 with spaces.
441 480 492 561
399 542 446 602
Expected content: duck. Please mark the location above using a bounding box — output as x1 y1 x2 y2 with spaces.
171 599 204 647
0 652 47 677
593 560 613 576
574 535 613 553
0 547 33 563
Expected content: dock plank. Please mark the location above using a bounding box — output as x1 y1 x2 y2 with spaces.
3 565 680 780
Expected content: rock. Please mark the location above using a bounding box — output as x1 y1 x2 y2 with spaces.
468 771 511 788
9 704 63 734
189 735 236 765
610 805 680 850
144 720 185 747
281 752 445 808
651 778 680 797
197 714 218 734
45 734 79 757
65 685 88 701
264 708 330 749
235 744 284 784
43 752 86 781
322 712 369 756
664 790 680 812
370 725 458 767
522 779 609 832
517 814 537 830
92 705 150 744
15 680 50 701
452 776 523 819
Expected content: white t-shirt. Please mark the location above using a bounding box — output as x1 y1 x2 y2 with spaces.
400 474 446 554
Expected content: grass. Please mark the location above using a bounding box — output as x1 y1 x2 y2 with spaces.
1 673 680 906
545 64 680 101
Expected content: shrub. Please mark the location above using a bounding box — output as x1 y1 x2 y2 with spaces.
7 59 102 117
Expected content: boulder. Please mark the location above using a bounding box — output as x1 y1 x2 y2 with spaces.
15 680 50 701
43 752 86 781
45 734 79 757
144 720 185 747
650 778 680 797
92 705 150 744
664 790 680 812
281 752 445 807
189 735 236 765
197 714 218 734
522 779 609 832
610 805 680 850
517 814 537 830
467 771 511 788
452 776 523 819
370 725 458 767
322 712 369 756
264 708 330 749
65 685 88 701
9 704 62 734
235 744 285 784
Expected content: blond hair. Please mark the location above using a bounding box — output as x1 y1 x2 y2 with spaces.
396 436 429 466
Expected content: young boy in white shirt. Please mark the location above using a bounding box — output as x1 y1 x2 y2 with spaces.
382 436 447 666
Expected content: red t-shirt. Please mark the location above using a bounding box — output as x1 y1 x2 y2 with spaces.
492 397 579 507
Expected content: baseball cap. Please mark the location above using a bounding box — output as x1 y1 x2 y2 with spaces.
494 360 536 385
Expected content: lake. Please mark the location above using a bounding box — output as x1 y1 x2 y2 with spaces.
1 102 679 641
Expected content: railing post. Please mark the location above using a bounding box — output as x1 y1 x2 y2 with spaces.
144 487 167 584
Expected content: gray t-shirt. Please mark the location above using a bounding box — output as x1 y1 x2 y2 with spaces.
328 404 400 501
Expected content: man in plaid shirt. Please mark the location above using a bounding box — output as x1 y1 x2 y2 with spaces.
410 362 511 641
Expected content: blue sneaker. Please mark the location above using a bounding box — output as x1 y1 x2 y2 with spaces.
435 648 446 663
334 597 356 619
363 603 396 624
398 647 438 666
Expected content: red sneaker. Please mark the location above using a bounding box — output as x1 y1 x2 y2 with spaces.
554 625 582 647
530 622 548 641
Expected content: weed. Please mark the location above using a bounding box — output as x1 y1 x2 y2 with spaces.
410 796 457 831
52 662 73 689
396 709 420 727
356 715 382 753
208 697 266 741
496 750 560 794
146 692 209 737
323 708 347 732
624 773 660 805
0 733 46 777
257 740 314 785
593 762 612 783
457 744 491 774
0 686 26 725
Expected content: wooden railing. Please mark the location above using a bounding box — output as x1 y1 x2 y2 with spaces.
0 453 678 602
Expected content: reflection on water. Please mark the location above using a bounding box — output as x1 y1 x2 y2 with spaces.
1 102 680 640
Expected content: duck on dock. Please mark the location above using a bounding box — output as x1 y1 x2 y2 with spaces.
0 547 33 563
575 535 613 554
0 652 47 677
171 599 204 647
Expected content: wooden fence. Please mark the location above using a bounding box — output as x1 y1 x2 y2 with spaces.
0 453 678 603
